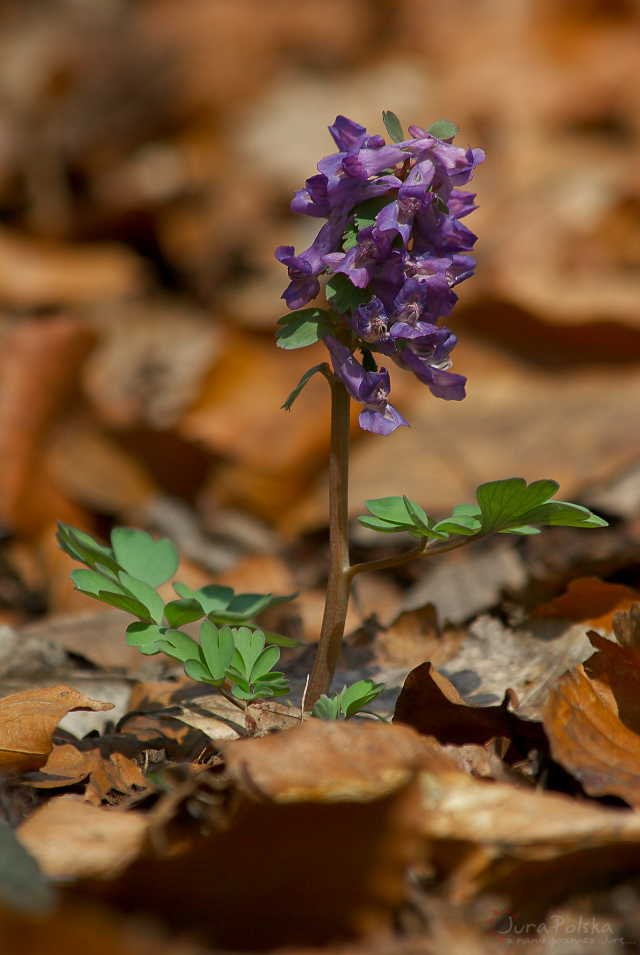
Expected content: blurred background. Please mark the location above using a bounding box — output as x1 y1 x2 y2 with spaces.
2 0 640 629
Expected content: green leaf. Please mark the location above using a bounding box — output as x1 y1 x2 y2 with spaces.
253 673 290 698
312 694 342 720
231 683 258 701
183 658 216 684
276 306 327 326
325 273 371 314
517 500 608 528
96 590 155 623
164 597 205 628
432 514 481 536
155 629 202 663
476 478 560 533
249 645 280 683
282 363 327 411
403 497 447 539
382 110 404 143
357 515 411 534
497 525 541 535
111 527 179 588
57 523 121 575
227 593 273 617
428 119 460 140
118 571 165 625
452 503 482 518
0 821 54 915
353 196 394 232
363 496 415 525
275 310 334 349
266 592 299 609
340 680 386 719
258 628 300 648
232 627 266 680
199 620 234 683
70 567 126 598
126 622 164 654
175 582 234 614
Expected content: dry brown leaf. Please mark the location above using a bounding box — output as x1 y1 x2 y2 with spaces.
222 718 460 803
417 769 640 910
29 742 148 806
0 685 113 774
16 795 148 880
373 604 464 671
0 316 93 535
0 227 146 308
544 665 640 807
543 604 640 805
530 576 640 631
393 662 548 762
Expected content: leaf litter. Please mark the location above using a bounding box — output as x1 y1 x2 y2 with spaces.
5 0 640 952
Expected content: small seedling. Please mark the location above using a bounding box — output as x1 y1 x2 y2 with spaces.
59 111 607 719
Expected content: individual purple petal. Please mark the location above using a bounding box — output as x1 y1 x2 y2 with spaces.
358 404 409 435
398 348 466 400
324 335 409 434
342 143 407 181
329 116 368 152
448 190 478 218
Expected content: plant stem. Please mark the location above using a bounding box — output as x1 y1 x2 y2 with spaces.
348 532 480 578
305 374 352 708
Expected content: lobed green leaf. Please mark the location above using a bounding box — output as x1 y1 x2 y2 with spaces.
111 527 179 588
164 597 205 628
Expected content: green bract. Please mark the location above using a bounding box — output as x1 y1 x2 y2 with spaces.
275 308 335 349
357 478 607 541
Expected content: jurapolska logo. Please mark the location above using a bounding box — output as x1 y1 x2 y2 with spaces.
485 907 626 946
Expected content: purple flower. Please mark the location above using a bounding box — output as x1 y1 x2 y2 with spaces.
348 296 390 342
275 212 347 309
324 336 409 435
375 158 435 244
276 112 484 432
322 226 392 288
328 115 368 152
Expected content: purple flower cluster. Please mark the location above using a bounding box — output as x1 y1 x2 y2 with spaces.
275 115 484 435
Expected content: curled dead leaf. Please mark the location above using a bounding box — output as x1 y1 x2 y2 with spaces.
0 685 114 774
393 662 547 762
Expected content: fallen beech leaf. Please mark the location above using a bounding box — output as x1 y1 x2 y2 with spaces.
163 695 248 741
585 603 640 734
417 769 640 911
544 665 640 807
28 742 148 807
543 605 640 805
92 721 445 948
222 719 460 803
0 685 114 774
393 662 547 762
0 227 146 308
530 576 640 631
16 795 148 880
0 317 94 535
